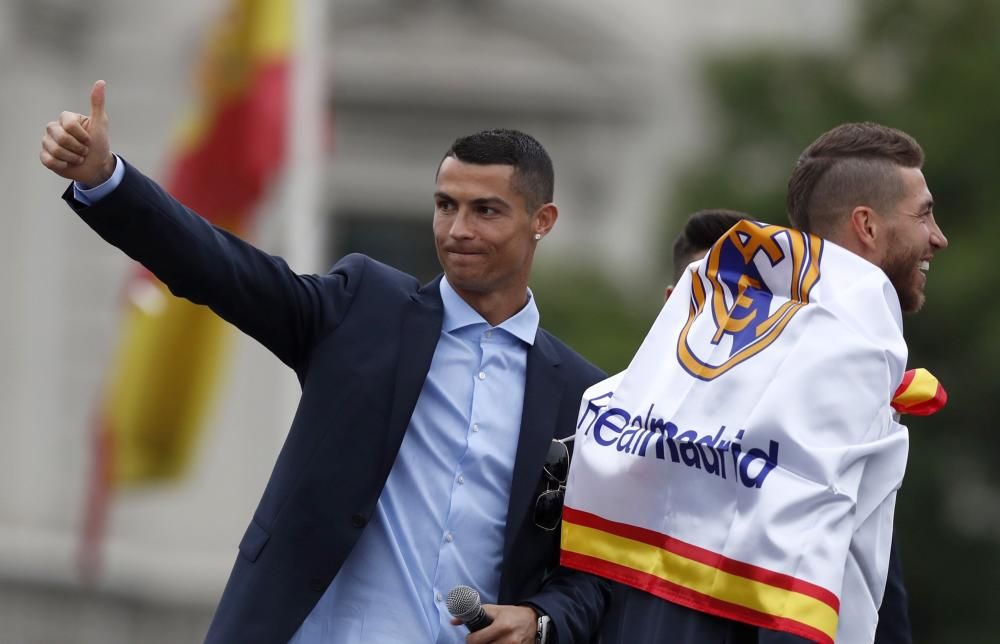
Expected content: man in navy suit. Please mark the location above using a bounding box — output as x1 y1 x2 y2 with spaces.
41 81 608 644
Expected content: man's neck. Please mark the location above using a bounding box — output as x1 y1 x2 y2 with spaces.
830 234 882 267
452 286 530 327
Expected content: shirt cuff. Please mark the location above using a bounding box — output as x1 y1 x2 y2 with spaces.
73 155 124 205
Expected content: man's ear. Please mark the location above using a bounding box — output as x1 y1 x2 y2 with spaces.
533 203 558 238
847 206 881 256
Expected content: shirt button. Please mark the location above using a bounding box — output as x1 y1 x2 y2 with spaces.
485 330 493 338
472 424 480 432
478 371 486 380
436 592 443 602
445 532 454 543
457 475 465 485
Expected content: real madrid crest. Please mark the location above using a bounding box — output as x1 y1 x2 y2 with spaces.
677 221 824 380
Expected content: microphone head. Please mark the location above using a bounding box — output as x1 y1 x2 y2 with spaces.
446 585 481 620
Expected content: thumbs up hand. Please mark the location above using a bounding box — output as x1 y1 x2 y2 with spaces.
40 80 115 187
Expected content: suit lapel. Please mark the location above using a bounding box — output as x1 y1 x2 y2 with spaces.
501 331 565 566
380 277 444 477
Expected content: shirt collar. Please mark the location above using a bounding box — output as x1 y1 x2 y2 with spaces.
440 276 539 346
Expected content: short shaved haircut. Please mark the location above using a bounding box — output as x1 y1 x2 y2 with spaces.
787 122 924 236
440 129 554 212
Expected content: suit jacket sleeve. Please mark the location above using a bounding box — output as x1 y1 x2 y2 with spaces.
63 159 360 373
519 351 610 644
523 568 611 644
874 537 912 644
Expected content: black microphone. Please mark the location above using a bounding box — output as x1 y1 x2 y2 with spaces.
446 585 493 632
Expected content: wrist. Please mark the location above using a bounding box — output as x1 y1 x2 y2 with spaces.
96 155 116 186
84 155 115 188
517 602 551 644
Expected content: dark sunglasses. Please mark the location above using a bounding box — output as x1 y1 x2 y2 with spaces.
534 437 572 531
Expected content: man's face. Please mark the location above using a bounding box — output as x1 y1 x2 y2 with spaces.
878 166 948 313
433 157 543 297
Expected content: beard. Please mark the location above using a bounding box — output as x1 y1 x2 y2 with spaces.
881 231 926 314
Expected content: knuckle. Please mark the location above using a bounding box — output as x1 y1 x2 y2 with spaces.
41 153 62 170
54 131 74 147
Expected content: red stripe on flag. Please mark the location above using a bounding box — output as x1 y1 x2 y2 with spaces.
561 549 833 644
563 506 839 611
167 60 289 225
899 383 948 416
893 369 916 397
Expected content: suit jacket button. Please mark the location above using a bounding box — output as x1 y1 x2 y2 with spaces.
351 513 366 528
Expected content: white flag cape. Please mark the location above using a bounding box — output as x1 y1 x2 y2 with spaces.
561 221 909 644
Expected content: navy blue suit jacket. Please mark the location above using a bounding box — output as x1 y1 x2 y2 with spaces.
65 162 610 644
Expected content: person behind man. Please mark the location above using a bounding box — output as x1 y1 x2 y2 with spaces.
665 208 750 300
39 81 609 644
785 124 942 643
570 122 946 643
600 206 919 642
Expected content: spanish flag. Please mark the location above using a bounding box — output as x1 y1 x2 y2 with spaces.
82 0 291 574
891 368 947 416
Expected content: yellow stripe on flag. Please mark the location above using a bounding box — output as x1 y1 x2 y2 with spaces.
893 368 938 406
245 0 292 59
562 520 839 642
176 0 292 155
105 281 230 483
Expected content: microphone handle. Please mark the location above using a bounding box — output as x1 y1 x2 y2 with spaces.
464 606 493 632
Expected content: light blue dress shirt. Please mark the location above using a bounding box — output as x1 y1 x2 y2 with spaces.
72 162 540 643
289 277 538 643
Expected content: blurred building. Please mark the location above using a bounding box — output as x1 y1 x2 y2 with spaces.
0 0 850 641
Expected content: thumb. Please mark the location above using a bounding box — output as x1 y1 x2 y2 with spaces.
90 80 107 120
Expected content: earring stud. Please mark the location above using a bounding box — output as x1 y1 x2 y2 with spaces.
534 233 542 241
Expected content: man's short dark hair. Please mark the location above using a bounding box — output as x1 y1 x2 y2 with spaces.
440 129 555 211
671 209 749 281
787 122 924 235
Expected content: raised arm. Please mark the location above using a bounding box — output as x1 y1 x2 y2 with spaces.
41 81 355 371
